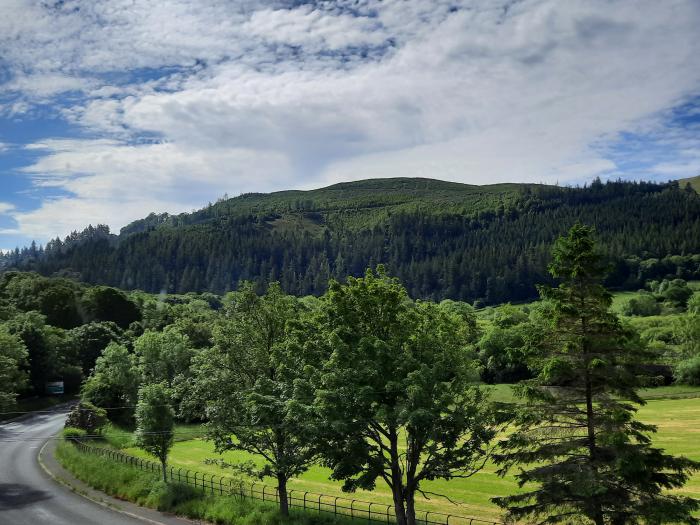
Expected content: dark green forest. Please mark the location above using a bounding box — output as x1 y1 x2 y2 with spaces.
2 177 700 305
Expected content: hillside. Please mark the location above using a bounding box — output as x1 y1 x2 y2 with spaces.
120 177 529 235
681 175 700 193
2 177 700 305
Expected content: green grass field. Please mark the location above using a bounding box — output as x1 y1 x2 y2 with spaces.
120 393 700 522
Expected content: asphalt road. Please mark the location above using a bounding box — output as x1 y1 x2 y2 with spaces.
0 409 145 525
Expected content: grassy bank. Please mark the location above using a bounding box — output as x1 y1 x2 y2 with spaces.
55 440 353 525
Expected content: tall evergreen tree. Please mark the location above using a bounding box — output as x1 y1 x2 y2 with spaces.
493 224 700 524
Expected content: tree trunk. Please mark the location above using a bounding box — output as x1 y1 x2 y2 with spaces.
161 460 167 483
277 473 289 517
391 487 408 525
405 488 417 525
583 321 603 525
389 429 408 525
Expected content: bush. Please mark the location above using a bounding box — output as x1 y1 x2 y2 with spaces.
65 401 108 435
674 357 700 386
144 480 198 511
688 293 700 315
62 427 86 441
654 279 694 309
621 293 661 317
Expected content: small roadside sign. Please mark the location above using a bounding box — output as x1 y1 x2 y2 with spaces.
46 381 65 395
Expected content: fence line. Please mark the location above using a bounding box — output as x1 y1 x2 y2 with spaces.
70 440 501 525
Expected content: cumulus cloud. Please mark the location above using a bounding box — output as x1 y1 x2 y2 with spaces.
1 0 700 242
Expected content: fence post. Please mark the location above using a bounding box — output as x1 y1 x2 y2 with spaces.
386 504 391 524
303 491 308 510
351 499 355 519
334 496 339 516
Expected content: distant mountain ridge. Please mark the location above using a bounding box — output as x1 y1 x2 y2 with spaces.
119 177 531 237
2 177 700 305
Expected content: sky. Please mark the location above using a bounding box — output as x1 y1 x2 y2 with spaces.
1 0 700 251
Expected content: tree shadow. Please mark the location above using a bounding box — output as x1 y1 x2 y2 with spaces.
0 483 53 510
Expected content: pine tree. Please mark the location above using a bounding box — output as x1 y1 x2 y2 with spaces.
493 224 700 524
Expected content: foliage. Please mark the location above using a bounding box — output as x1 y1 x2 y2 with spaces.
493 224 700 524
437 299 480 341
188 282 316 516
70 321 124 374
675 357 700 386
82 342 140 425
477 324 532 384
134 328 195 386
652 279 695 309
83 286 142 328
309 268 498 525
675 313 700 358
688 292 700 314
0 325 28 410
5 311 70 394
135 382 174 482
64 401 108 435
62 427 87 440
621 292 662 316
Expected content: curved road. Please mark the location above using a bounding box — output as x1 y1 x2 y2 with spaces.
0 409 145 525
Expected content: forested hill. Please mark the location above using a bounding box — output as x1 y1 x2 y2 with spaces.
2 177 700 305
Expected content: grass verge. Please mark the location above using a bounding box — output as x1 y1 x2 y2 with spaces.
55 440 354 525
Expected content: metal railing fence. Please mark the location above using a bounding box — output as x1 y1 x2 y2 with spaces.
71 440 501 525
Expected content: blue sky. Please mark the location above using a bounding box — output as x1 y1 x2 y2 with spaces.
1 0 700 251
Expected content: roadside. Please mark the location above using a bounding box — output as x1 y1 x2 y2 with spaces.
38 423 198 525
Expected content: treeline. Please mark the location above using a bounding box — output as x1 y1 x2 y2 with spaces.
2 179 700 305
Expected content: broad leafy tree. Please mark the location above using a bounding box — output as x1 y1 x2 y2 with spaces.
0 326 28 411
70 321 124 374
188 282 317 516
311 268 498 525
134 328 195 386
135 382 174 482
82 342 140 425
493 224 700 524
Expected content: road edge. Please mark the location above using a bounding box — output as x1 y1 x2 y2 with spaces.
38 437 196 525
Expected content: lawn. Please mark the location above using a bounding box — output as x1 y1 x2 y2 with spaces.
122 394 700 522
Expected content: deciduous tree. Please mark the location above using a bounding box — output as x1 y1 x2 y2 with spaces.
311 268 498 525
135 382 174 482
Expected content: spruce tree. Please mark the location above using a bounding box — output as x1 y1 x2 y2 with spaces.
493 224 700 524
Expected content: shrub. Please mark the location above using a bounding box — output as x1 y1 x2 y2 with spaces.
621 293 661 316
674 357 700 386
688 293 700 315
62 427 86 441
65 401 108 435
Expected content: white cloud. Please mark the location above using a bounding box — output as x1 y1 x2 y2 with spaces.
2 0 700 242
13 139 292 239
0 202 16 214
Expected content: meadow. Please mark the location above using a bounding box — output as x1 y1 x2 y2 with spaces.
119 389 700 522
